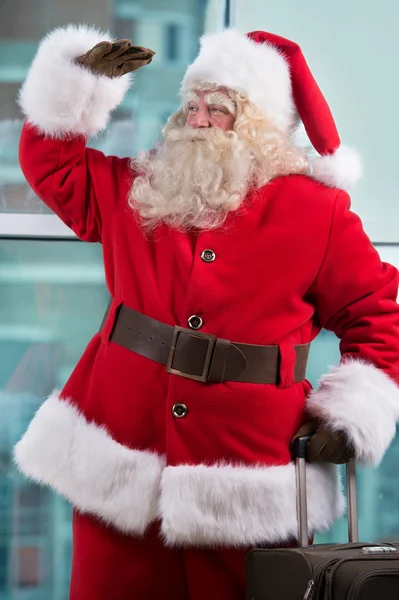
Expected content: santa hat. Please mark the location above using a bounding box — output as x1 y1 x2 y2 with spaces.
181 29 362 190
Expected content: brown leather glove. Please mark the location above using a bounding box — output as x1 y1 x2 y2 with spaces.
75 39 155 78
291 421 356 464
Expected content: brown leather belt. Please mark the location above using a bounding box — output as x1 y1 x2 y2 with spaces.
109 304 310 384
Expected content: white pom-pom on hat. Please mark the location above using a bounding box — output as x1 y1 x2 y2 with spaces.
312 146 363 190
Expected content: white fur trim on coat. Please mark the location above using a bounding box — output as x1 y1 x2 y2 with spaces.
311 146 363 190
307 359 399 465
181 29 296 133
160 461 343 547
19 25 132 138
13 391 165 534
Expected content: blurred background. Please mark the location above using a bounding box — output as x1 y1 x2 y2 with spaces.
0 0 398 597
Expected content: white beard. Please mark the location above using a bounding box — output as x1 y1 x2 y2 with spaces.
129 125 254 231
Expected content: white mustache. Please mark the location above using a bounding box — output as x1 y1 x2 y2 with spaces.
164 126 231 144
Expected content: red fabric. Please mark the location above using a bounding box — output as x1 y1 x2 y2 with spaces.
71 511 298 600
18 122 399 467
247 31 341 156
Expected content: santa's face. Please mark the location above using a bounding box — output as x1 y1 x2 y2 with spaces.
185 89 236 132
129 87 308 231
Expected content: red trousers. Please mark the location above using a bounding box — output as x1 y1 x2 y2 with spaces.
70 512 298 599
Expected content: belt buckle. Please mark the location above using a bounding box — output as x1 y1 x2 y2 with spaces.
166 326 216 382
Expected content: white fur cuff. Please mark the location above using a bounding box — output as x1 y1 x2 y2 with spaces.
13 391 165 534
19 25 132 137
160 462 343 547
307 359 399 465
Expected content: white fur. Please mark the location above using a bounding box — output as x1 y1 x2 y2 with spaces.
13 391 165 534
18 25 132 138
311 146 362 190
160 461 343 547
181 29 296 133
307 359 399 465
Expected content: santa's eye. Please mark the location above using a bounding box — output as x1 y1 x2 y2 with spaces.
188 105 198 112
210 106 227 114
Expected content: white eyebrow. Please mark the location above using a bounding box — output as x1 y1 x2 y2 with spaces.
204 92 236 114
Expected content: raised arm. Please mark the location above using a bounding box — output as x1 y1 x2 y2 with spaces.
18 25 154 241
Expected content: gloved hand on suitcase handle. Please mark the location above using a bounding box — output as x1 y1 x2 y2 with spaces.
75 39 155 78
291 421 356 464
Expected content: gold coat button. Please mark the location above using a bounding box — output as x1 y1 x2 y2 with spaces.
172 403 188 418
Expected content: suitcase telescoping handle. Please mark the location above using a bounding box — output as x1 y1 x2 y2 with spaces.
292 435 359 546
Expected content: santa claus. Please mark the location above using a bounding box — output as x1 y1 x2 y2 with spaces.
13 25 399 600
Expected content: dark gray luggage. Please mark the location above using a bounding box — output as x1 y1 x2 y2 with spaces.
245 438 399 599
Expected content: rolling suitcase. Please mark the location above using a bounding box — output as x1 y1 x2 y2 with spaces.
245 435 399 599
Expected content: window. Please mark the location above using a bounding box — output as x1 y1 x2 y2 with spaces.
0 238 107 597
165 23 181 62
17 546 41 587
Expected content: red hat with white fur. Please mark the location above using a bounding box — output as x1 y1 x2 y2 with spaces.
181 29 362 190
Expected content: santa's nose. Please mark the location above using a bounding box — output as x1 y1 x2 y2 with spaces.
191 111 211 128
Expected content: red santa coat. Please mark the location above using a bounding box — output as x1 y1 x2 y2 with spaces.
14 26 399 548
